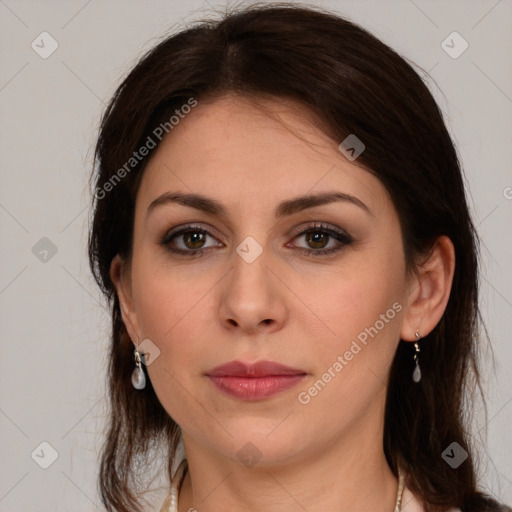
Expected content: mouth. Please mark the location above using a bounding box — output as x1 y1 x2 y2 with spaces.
205 360 307 401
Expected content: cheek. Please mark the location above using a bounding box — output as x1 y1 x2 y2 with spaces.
133 247 203 331
131 264 215 424
292 268 404 432
302 252 406 395
124 231 225 424
313 258 404 342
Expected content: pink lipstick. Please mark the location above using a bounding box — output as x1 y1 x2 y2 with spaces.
205 360 307 401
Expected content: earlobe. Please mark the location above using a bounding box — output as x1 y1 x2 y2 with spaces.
110 254 140 344
400 236 455 341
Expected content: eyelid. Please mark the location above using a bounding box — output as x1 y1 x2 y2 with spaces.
162 221 349 242
291 221 351 239
162 223 223 243
160 221 353 255
286 222 354 253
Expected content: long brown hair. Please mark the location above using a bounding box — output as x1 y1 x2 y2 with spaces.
88 3 510 511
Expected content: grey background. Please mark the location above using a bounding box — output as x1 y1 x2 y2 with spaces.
0 0 511 510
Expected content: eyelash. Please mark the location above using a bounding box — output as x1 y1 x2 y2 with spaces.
159 222 354 258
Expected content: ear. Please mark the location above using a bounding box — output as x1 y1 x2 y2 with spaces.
110 254 141 345
400 235 455 341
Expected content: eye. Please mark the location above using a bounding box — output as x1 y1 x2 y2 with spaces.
160 222 353 257
160 225 223 255
288 222 353 256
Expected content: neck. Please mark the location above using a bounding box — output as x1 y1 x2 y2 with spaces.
177 421 398 512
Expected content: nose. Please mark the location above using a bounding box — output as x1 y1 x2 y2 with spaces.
218 241 287 336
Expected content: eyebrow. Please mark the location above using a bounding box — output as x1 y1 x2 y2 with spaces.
147 190 373 218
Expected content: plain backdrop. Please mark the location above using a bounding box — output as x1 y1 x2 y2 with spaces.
0 0 511 510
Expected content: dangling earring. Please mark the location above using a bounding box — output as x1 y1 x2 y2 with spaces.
412 331 421 383
131 344 146 390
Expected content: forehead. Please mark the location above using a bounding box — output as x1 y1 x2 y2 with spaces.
137 94 391 218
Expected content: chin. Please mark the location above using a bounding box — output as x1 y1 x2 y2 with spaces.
215 422 314 468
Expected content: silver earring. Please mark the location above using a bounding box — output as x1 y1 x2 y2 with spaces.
412 331 421 383
131 344 146 390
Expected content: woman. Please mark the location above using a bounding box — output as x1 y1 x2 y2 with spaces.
88 3 511 512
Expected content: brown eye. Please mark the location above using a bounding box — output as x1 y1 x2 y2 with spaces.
161 225 223 255
304 231 329 249
182 231 207 249
290 223 354 256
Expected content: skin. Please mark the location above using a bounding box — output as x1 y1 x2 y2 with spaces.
111 94 455 512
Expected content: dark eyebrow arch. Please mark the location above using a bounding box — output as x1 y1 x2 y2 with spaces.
147 191 373 218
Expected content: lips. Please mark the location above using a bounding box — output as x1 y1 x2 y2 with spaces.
205 360 307 401
207 360 306 377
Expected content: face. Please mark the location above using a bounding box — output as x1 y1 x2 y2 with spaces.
115 94 417 467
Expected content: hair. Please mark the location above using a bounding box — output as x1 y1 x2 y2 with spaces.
88 3 510 512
